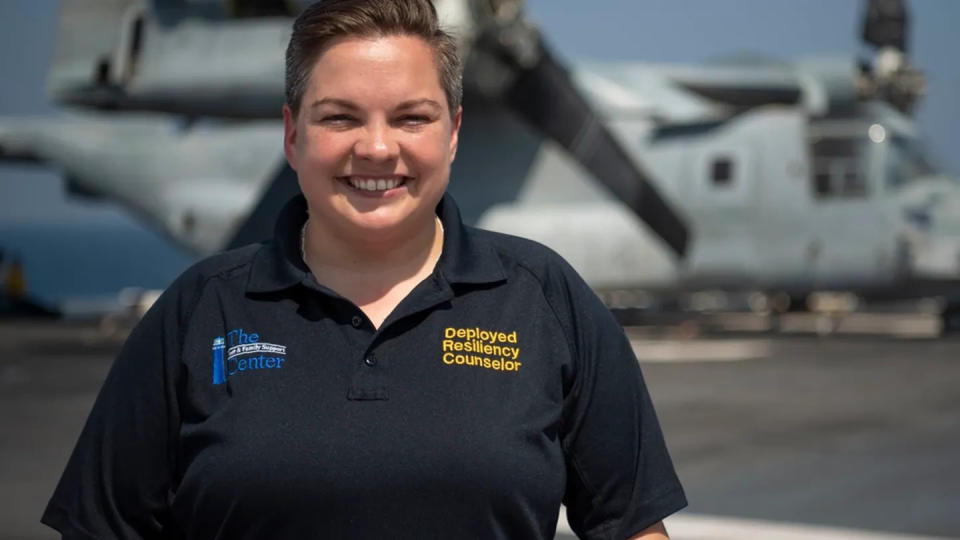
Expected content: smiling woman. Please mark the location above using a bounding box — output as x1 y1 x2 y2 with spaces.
284 32 459 327
41 1 685 539
287 35 458 227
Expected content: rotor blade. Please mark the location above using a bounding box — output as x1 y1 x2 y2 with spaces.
500 44 689 257
674 81 801 109
862 0 909 52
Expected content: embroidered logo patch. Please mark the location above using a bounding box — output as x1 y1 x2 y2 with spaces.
441 326 522 372
212 328 288 384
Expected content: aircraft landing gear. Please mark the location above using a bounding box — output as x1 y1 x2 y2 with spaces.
941 295 960 335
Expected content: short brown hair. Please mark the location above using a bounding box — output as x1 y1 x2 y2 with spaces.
285 0 463 117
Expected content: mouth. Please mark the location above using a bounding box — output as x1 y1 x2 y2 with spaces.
339 175 411 194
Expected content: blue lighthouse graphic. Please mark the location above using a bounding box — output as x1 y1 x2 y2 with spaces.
212 337 226 384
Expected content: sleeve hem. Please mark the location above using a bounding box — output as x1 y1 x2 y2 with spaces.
41 504 102 540
615 489 689 540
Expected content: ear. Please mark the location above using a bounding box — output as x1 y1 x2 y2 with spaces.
282 104 299 171
448 106 462 164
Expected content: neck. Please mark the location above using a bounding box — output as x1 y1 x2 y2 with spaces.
301 214 444 303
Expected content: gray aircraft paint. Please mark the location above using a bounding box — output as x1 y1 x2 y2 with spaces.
2 0 959 302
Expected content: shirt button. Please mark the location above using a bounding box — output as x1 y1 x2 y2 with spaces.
351 315 362 328
364 354 377 367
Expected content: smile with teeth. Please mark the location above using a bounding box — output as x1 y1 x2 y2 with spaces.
345 176 408 192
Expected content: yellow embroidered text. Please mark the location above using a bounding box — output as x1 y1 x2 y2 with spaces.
441 327 522 372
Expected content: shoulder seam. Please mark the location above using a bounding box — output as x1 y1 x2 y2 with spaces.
177 259 254 356
170 258 254 482
507 256 598 496
508 258 577 367
502 250 609 518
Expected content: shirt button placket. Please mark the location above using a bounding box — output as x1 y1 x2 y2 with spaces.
351 315 363 328
347 350 387 401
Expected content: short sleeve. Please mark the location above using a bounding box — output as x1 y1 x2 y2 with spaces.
550 263 687 539
41 279 191 539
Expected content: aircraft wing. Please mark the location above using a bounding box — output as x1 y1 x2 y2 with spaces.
572 57 863 122
45 0 692 258
0 111 284 254
48 0 291 118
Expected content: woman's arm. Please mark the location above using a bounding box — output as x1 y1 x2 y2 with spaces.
41 269 196 538
629 520 669 539
551 253 686 538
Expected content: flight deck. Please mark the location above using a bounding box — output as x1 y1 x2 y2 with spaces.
3 317 958 540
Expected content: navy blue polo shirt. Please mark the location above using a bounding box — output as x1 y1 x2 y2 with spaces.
42 193 686 539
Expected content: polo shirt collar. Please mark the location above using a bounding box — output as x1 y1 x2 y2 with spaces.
246 192 505 293
435 192 507 285
246 194 310 293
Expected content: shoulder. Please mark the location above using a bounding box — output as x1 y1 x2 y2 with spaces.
468 226 580 287
178 243 263 285
466 226 609 332
156 242 265 315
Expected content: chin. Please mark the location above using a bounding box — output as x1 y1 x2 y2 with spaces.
345 208 418 234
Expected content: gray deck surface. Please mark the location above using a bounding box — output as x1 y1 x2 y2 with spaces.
2 320 957 539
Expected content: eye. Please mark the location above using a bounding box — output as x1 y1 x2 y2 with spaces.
320 114 357 126
397 114 431 126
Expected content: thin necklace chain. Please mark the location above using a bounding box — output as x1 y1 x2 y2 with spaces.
300 221 308 263
299 217 444 265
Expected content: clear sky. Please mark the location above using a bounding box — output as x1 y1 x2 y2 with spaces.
0 0 958 228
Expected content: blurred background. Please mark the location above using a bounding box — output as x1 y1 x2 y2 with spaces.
3 0 959 311
1 1 958 539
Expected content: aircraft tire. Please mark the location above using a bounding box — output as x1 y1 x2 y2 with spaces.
941 301 960 335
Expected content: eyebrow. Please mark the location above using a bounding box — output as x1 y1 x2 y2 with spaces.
309 98 359 110
308 98 442 112
396 99 442 112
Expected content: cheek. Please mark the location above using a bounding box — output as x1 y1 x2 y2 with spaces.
404 132 454 172
300 131 350 171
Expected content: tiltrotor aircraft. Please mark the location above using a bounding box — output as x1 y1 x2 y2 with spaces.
2 0 959 320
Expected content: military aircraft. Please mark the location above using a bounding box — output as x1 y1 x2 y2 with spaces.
2 0 959 325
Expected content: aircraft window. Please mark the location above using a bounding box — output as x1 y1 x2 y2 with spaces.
131 17 144 57
124 15 145 82
810 137 869 198
95 57 111 86
711 158 734 187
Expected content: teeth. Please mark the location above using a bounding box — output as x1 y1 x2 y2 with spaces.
347 177 405 191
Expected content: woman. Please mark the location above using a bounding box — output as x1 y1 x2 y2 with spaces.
42 1 686 538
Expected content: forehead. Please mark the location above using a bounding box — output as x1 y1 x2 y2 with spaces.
306 34 444 102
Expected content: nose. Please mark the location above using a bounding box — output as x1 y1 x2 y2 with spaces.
353 121 398 162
